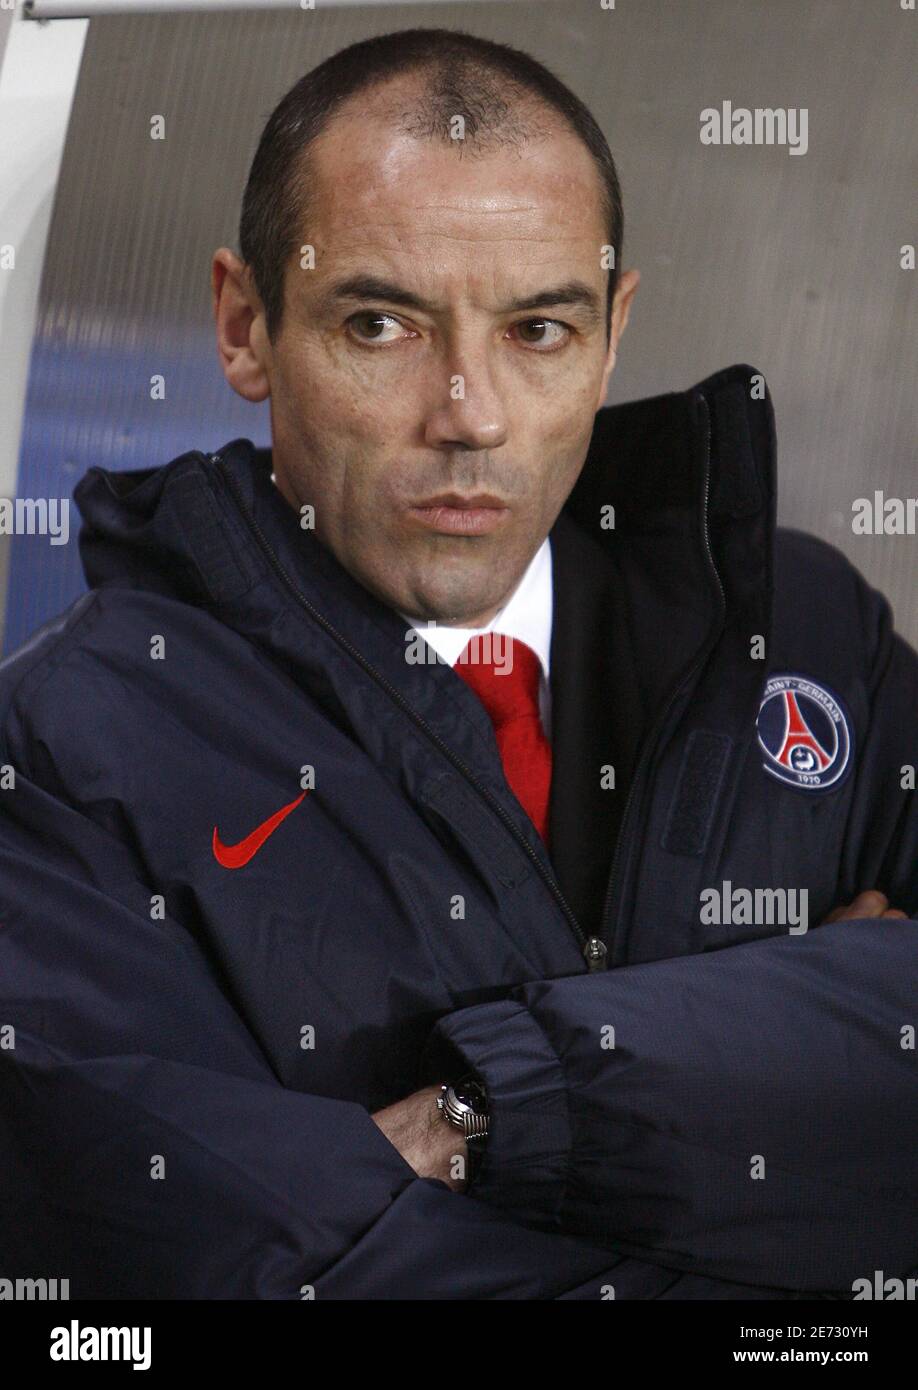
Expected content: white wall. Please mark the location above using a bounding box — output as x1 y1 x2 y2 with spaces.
0 5 86 499
0 4 85 642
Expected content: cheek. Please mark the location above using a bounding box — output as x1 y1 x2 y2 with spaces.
535 410 595 498
275 331 367 422
307 362 414 455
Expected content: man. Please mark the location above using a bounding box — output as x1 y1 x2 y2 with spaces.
0 28 916 1300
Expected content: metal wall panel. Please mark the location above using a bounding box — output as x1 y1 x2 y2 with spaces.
5 0 916 652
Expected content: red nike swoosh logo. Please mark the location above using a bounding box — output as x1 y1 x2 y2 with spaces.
212 791 308 869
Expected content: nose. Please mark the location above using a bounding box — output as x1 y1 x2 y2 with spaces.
422 341 509 452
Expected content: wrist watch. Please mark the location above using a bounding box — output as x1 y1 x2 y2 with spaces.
437 1073 489 1185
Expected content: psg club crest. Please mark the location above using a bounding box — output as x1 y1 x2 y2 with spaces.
756 674 853 792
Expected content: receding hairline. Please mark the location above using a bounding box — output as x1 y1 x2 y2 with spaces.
281 72 611 265
362 64 557 144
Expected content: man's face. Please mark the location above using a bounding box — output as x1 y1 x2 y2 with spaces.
217 92 636 625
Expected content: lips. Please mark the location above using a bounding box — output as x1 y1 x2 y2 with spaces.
412 492 506 509
407 495 510 536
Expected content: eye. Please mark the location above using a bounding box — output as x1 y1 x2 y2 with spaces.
508 318 571 351
346 312 412 345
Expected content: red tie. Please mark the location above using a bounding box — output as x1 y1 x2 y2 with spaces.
453 635 552 846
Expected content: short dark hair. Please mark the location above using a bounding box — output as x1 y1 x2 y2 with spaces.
239 28 623 344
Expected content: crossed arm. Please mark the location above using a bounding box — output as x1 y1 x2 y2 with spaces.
373 889 911 1192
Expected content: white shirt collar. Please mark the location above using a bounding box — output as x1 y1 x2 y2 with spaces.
396 536 553 684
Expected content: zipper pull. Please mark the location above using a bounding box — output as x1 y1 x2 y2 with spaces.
583 937 608 971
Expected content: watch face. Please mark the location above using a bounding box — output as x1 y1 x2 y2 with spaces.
454 1077 486 1113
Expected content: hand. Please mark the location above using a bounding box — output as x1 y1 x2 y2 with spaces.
820 888 909 924
371 1084 469 1192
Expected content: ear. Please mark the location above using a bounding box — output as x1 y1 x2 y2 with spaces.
212 248 271 403
596 268 641 408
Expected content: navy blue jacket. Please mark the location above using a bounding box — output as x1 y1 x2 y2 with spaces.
1 364 917 1299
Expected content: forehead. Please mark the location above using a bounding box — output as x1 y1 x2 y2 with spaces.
300 101 608 273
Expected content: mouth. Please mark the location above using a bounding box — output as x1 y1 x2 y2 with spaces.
407 492 510 536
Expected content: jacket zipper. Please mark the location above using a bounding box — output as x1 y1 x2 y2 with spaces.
212 454 603 969
598 395 727 961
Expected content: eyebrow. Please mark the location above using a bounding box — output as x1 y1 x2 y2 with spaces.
322 274 603 324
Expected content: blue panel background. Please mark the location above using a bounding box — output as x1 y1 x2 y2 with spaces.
3 334 269 654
